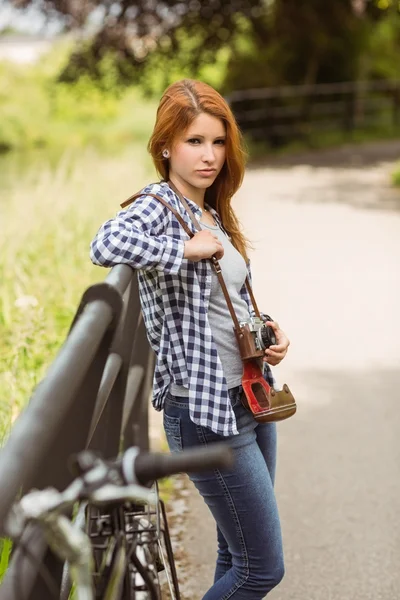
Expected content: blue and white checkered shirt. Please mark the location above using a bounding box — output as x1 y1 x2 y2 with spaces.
90 181 275 436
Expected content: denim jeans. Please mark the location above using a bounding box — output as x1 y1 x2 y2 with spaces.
163 385 285 599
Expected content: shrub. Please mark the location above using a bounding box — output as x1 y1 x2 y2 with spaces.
0 41 157 153
392 162 400 186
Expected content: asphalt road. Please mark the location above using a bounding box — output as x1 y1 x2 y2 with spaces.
169 140 400 600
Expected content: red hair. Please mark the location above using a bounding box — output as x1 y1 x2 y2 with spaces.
148 79 252 261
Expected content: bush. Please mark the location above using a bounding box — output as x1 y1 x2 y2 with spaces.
0 41 157 153
0 62 51 151
392 163 400 186
366 9 400 80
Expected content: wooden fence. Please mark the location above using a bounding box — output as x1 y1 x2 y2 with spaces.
226 79 400 146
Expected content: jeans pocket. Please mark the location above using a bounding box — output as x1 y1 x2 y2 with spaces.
228 385 243 409
163 412 183 453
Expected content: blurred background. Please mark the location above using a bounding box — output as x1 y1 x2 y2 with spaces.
0 1 400 598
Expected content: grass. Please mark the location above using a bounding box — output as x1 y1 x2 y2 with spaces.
392 162 400 186
0 539 12 581
0 144 155 441
0 142 157 582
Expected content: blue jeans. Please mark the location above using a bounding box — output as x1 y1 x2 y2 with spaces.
163 385 285 599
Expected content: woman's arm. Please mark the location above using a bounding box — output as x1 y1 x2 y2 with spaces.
90 194 185 274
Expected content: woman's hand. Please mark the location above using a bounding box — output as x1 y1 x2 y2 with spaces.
262 321 290 366
184 230 224 261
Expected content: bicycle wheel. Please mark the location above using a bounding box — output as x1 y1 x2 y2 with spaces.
86 503 128 600
87 503 160 600
123 486 181 600
86 485 180 599
155 498 181 600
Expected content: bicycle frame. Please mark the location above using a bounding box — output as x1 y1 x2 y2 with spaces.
4 481 156 600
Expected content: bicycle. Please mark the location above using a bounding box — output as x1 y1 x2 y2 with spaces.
3 443 233 600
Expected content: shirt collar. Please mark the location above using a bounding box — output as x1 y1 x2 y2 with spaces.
162 180 223 227
182 196 222 227
184 196 203 216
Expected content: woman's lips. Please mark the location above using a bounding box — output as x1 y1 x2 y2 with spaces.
197 169 216 177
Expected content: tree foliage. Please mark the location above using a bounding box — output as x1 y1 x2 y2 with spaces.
11 1 265 87
9 0 400 93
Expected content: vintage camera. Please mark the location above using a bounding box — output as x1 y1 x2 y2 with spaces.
235 315 276 362
239 316 276 351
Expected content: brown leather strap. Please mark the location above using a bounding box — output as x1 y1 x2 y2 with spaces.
168 181 257 331
121 192 164 210
167 180 203 233
120 183 261 330
245 280 261 318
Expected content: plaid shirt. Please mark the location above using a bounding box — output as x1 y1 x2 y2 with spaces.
90 181 275 436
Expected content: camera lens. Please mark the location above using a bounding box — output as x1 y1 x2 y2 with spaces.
258 325 276 350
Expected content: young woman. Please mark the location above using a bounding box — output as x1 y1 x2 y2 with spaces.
90 78 290 599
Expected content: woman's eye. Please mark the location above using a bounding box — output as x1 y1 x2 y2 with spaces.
187 138 201 144
215 139 226 145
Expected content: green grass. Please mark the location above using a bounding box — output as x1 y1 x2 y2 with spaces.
0 144 155 441
392 162 400 186
0 539 12 581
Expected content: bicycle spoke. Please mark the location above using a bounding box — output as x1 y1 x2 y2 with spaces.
104 542 127 600
158 500 181 600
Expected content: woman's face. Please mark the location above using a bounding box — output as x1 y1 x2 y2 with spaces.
168 112 226 202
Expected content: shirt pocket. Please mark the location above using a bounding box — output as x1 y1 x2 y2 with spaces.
163 413 183 453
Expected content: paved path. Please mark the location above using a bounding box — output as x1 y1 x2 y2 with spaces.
159 140 400 600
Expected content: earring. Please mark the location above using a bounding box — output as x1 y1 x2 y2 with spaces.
162 149 170 159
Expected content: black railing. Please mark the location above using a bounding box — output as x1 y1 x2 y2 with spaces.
227 79 400 146
0 264 155 600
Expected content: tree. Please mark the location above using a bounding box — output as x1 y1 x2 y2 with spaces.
10 0 266 89
9 0 400 92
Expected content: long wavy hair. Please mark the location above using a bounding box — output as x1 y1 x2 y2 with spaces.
148 79 252 262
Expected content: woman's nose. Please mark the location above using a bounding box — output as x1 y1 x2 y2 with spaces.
202 145 216 162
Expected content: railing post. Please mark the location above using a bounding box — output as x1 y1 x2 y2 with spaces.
123 337 155 452
393 83 400 128
354 80 366 129
121 283 155 451
0 283 123 600
343 88 355 134
88 274 143 458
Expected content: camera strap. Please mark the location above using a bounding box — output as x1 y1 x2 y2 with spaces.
121 181 262 334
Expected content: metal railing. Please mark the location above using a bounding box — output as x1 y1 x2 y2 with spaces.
0 264 155 600
226 79 400 145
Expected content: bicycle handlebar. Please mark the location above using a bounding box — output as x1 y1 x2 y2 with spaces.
5 444 234 549
121 443 234 486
